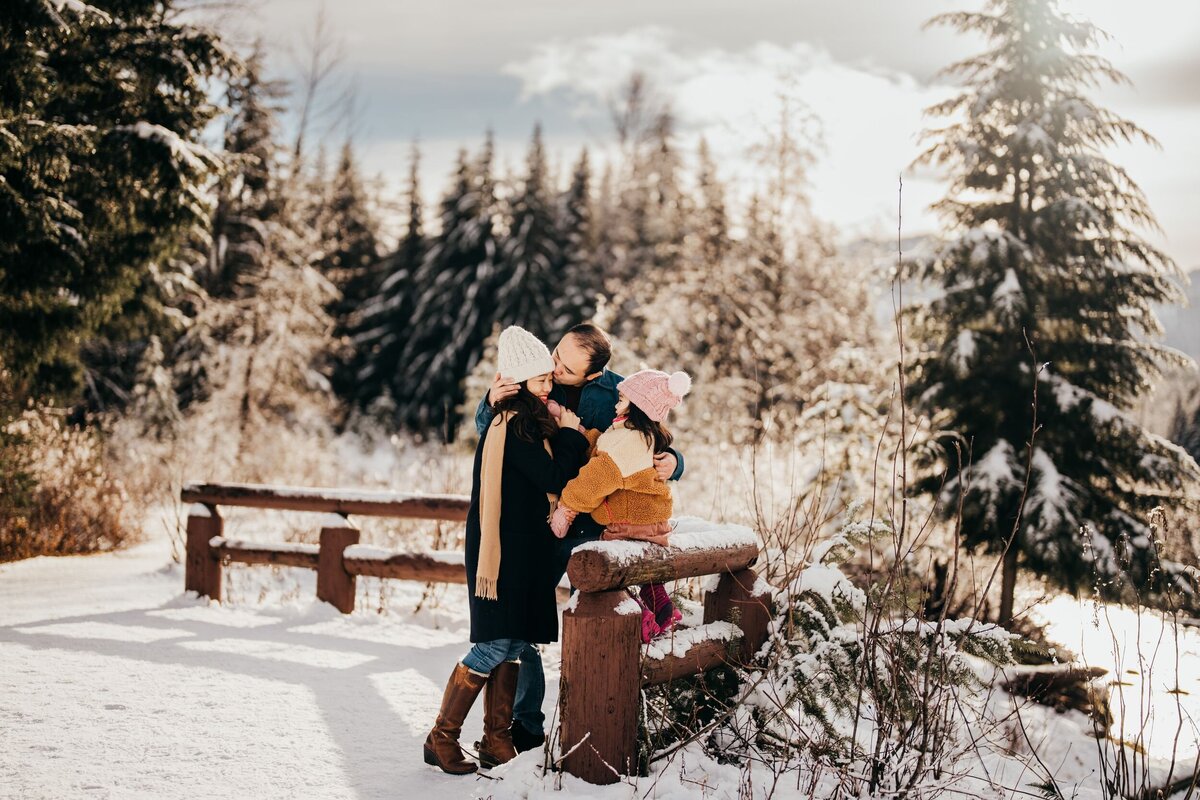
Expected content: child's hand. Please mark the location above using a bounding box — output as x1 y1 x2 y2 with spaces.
546 399 563 420
550 505 577 538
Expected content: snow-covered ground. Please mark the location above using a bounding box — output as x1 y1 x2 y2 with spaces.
2 524 1198 799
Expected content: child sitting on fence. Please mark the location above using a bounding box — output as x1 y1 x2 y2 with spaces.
550 369 691 642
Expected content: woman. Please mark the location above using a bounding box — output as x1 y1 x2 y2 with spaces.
424 325 588 775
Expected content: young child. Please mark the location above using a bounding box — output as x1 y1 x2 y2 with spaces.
550 369 691 641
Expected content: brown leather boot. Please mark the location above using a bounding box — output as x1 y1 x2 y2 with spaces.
424 663 486 775
478 660 519 768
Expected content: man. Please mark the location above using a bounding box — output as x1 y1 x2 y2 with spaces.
473 321 685 752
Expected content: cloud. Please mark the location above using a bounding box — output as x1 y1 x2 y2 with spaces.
503 27 951 239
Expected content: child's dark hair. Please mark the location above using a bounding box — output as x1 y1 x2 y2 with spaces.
623 402 673 454
566 322 612 376
494 383 558 443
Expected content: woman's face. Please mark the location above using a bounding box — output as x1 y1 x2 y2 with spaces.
615 393 631 416
526 373 554 402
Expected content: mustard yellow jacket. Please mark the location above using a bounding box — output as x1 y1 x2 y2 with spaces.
560 426 673 526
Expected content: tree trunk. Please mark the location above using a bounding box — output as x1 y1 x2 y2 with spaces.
999 545 1019 627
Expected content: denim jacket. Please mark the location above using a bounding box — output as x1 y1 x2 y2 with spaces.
474 368 685 481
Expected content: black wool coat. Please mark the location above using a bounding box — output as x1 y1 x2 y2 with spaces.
465 420 589 644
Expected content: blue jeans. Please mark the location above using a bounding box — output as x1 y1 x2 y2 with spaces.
512 522 603 735
462 638 527 674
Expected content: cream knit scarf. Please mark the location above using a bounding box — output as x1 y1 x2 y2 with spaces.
476 411 557 601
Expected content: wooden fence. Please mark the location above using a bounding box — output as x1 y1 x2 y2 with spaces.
181 482 771 786
559 527 770 784
182 482 471 612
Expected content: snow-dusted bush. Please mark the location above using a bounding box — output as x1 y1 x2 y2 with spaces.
0 404 134 561
663 507 1022 796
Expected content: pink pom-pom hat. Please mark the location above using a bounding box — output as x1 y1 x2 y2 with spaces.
617 369 691 422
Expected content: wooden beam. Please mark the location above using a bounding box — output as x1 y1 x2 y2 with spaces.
316 514 360 614
640 623 743 686
567 533 759 593
213 538 320 570
703 568 774 663
343 547 466 584
560 590 642 785
185 504 222 601
181 482 470 521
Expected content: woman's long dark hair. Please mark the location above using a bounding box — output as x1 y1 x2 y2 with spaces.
623 403 673 454
493 382 558 443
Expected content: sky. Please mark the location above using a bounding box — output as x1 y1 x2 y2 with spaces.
231 0 1200 270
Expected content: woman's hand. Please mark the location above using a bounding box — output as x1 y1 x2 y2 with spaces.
550 505 577 538
557 408 581 430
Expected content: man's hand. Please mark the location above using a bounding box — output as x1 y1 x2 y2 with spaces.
487 372 519 407
653 452 677 481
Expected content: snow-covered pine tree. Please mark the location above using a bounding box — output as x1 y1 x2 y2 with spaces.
624 109 874 445
319 141 384 400
172 45 287 410
0 0 228 407
167 44 337 462
547 148 597 339
601 76 691 342
493 125 560 340
351 142 426 413
907 0 1200 622
393 137 500 441
320 141 384 320
695 137 730 269
201 44 285 299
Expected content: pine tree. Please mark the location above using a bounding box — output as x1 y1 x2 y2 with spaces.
695 137 730 269
494 124 560 340
907 0 1200 622
168 44 337 458
201 44 285 299
0 1 228 407
319 141 383 400
620 105 872 445
596 75 692 342
319 142 383 320
353 142 426 411
393 137 500 440
172 46 287 410
549 147 598 337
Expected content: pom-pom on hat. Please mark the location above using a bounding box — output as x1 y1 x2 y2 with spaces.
617 369 691 422
496 325 554 384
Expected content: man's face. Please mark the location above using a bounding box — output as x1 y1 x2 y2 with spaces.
552 334 594 387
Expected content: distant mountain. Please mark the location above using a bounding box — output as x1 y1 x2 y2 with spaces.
845 233 1199 362
1156 268 1200 361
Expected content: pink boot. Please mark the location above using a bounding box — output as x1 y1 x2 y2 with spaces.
640 583 681 635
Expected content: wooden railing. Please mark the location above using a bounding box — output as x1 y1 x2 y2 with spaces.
181 483 771 786
558 521 771 784
182 482 471 612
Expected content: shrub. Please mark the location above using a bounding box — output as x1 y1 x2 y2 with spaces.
0 405 135 562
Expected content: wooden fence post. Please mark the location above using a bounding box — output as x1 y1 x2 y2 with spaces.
317 513 359 613
560 590 642 784
185 503 223 601
703 567 773 663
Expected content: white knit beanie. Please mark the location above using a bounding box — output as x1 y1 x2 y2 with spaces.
496 326 554 384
